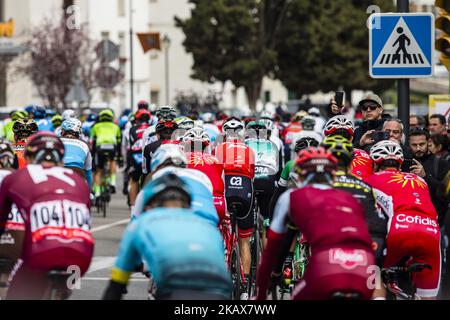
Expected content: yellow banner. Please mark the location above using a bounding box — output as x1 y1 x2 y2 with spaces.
429 94 450 118
0 19 14 38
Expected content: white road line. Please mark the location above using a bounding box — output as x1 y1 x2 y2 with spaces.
87 257 117 274
82 277 148 282
91 219 129 233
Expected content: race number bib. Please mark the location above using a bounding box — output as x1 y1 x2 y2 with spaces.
6 204 25 231
30 200 93 243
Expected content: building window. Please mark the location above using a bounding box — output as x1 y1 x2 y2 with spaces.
149 0 158 3
264 90 271 103
118 0 126 17
118 31 126 57
151 90 159 105
101 31 110 40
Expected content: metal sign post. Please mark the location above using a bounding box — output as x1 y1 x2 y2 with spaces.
398 0 410 143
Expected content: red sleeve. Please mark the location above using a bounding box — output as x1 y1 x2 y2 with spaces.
0 176 13 232
256 229 285 300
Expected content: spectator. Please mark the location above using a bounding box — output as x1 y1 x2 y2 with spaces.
354 93 389 150
429 114 448 136
429 134 450 162
410 115 426 129
409 127 450 226
383 118 414 171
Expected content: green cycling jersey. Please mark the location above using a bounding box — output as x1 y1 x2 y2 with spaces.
278 160 295 188
91 121 121 147
1 120 15 142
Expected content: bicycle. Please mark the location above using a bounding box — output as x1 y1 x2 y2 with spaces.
96 155 113 218
382 255 432 300
219 203 245 300
247 193 264 298
0 258 15 300
42 269 73 300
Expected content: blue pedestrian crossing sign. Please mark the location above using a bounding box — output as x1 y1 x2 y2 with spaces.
369 13 434 79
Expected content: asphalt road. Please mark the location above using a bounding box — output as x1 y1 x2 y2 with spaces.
70 173 148 300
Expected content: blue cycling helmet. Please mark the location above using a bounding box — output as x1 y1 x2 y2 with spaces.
61 118 83 136
45 109 56 118
34 106 46 119
25 105 37 115
142 173 191 208
122 108 132 117
87 113 98 122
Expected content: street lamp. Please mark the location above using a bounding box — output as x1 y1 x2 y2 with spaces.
162 34 171 105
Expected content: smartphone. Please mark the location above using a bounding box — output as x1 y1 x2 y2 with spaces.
334 91 345 108
371 131 390 143
402 158 415 173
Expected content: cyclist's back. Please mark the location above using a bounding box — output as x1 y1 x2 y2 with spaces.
91 121 121 148
351 148 374 181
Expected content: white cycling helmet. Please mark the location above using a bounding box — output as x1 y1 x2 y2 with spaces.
301 116 316 131
61 118 82 136
323 115 355 137
178 117 195 131
62 109 76 121
150 144 187 172
201 112 215 124
308 107 321 117
370 140 404 164
183 127 210 146
222 118 244 132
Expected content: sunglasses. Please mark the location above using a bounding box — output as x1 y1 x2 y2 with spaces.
361 104 380 112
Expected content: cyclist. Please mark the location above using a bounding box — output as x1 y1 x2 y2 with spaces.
366 140 441 300
142 106 177 146
24 105 36 119
34 106 53 132
51 115 63 134
324 115 374 180
142 120 179 178
126 109 151 211
174 117 195 141
182 127 226 223
0 132 94 300
103 174 231 300
0 139 25 299
60 119 93 188
321 135 387 266
245 120 280 231
2 111 29 143
215 117 255 300
133 144 218 226
202 113 221 144
283 111 307 163
12 118 38 169
260 112 285 169
91 109 122 198
82 113 98 140
256 147 375 300
62 109 76 121
290 118 324 162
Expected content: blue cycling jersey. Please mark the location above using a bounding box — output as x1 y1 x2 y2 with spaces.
61 137 93 187
82 120 96 137
113 208 231 297
37 118 54 132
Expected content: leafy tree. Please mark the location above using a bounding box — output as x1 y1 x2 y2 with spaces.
176 0 291 111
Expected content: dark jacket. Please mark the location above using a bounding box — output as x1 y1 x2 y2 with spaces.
353 114 390 149
414 153 450 226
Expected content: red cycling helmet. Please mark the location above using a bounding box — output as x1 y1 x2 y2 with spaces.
25 132 65 164
135 109 152 123
294 146 337 176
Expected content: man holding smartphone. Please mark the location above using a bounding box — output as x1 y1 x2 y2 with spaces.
353 94 389 151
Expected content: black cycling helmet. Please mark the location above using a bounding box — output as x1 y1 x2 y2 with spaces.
137 100 149 110
143 173 191 209
13 118 38 140
156 120 178 140
0 138 15 168
294 136 320 153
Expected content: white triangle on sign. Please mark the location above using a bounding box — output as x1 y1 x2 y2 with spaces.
373 17 430 68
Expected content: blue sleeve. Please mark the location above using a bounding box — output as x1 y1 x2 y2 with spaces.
85 169 93 188
113 222 141 276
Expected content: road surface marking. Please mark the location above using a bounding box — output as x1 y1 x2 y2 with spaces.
82 277 148 282
91 219 129 233
87 256 117 273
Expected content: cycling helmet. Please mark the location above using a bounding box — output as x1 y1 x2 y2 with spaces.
177 117 195 131
62 109 76 121
308 107 321 117
0 138 15 168
294 147 337 178
156 106 177 120
369 140 404 165
246 120 271 139
34 106 46 119
51 115 63 128
13 118 38 137
142 173 191 208
156 120 178 134
293 110 308 122
99 109 114 122
122 108 132 117
45 109 56 118
222 117 244 133
11 110 29 121
61 118 83 137
25 105 37 115
25 132 65 164
301 116 316 131
201 112 215 124
135 109 151 123
323 115 355 138
137 100 149 110
183 127 210 148
150 144 187 172
294 136 321 153
321 135 354 167
87 113 98 122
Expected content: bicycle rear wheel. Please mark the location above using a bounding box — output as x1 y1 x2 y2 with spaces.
230 246 242 300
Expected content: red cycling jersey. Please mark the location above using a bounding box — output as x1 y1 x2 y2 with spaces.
214 139 255 179
350 148 374 181
366 169 440 298
186 151 226 222
283 122 302 144
0 164 94 275
258 185 374 300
